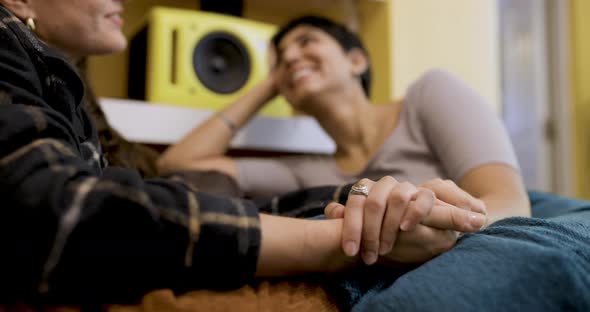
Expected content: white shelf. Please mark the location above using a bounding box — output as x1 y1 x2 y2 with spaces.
99 98 335 154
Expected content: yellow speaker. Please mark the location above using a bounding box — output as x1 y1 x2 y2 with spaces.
128 7 291 117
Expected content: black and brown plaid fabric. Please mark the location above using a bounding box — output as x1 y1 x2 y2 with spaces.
0 6 262 304
0 5 353 306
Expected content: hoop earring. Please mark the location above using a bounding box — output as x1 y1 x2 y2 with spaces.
25 17 36 31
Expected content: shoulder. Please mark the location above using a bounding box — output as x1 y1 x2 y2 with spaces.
407 69 472 102
405 69 492 116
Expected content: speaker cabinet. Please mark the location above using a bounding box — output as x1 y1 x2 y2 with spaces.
128 7 291 117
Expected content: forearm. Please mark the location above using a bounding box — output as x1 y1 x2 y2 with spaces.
480 188 531 225
458 164 531 226
256 214 356 277
158 78 277 173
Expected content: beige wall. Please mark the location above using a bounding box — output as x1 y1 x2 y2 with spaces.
392 0 500 110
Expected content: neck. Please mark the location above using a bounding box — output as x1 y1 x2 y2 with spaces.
305 87 400 172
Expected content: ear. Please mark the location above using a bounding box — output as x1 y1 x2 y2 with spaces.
0 0 36 20
347 47 369 77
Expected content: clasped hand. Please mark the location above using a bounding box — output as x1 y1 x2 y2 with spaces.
325 176 488 265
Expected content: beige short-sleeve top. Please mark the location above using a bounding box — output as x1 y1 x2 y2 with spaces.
235 70 519 197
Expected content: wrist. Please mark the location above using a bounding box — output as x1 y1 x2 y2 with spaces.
302 219 358 273
260 76 279 102
256 216 358 277
216 111 237 133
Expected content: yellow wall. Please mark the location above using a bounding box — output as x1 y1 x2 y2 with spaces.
358 1 394 104
570 0 590 198
391 0 500 109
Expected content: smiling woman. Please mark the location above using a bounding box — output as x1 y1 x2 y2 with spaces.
158 15 531 225
156 15 534 268
272 17 372 107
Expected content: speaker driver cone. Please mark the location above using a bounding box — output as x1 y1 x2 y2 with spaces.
193 32 251 94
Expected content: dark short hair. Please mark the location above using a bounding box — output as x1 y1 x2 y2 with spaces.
271 15 372 97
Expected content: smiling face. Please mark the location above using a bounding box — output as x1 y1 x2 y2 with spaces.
273 25 367 111
28 0 127 58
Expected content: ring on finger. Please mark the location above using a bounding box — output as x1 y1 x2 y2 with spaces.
349 182 370 197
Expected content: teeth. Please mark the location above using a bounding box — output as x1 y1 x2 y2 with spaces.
291 68 313 83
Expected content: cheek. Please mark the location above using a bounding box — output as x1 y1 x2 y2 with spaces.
322 62 352 87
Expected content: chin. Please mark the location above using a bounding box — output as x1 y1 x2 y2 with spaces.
293 88 318 103
96 35 128 54
289 94 314 111
109 33 128 51
110 39 128 53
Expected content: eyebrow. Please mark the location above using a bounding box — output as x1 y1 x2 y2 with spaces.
278 33 315 64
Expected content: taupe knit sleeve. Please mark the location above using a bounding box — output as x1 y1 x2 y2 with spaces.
411 69 519 181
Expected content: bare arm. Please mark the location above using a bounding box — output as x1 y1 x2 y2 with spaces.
414 70 530 224
157 77 278 176
256 210 470 276
256 214 354 276
458 163 530 222
421 163 530 227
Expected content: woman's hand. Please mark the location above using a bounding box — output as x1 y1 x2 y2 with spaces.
157 64 280 176
377 198 485 264
378 224 457 264
420 178 488 218
325 177 488 265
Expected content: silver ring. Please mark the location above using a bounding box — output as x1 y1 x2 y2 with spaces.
349 182 369 197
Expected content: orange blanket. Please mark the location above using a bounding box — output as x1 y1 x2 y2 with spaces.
2 280 338 312
110 281 338 312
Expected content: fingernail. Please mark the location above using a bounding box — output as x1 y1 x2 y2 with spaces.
362 250 378 265
400 220 411 231
379 242 392 255
469 213 486 229
344 241 358 256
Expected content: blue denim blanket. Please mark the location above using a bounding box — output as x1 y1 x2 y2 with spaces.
331 191 590 311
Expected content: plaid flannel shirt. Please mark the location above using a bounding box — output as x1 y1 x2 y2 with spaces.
0 7 264 303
